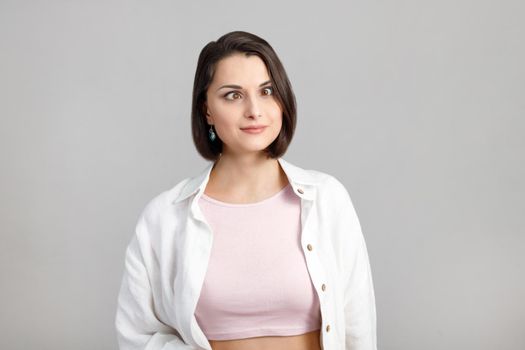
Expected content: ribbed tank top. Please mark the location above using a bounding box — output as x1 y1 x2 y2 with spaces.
194 183 322 340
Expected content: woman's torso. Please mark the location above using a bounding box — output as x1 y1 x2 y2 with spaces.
196 176 322 350
208 329 321 350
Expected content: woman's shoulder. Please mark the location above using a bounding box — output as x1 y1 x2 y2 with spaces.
299 166 351 195
293 163 358 214
136 176 193 223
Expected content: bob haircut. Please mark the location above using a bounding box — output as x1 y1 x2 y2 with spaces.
191 30 297 161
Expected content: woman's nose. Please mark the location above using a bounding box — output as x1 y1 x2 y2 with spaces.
244 94 262 118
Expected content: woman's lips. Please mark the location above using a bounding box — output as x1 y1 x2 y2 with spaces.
241 126 266 134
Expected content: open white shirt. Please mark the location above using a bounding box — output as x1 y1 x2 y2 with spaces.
115 157 377 350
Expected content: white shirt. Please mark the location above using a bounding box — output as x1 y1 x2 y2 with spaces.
115 157 377 350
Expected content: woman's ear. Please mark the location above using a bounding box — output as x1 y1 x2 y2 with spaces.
203 102 212 124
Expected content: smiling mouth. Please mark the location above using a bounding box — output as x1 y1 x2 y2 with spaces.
240 126 267 133
240 126 266 130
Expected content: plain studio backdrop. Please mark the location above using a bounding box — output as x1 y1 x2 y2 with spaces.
0 1 523 349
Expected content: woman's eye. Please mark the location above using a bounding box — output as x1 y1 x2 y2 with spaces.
224 91 241 100
262 87 274 96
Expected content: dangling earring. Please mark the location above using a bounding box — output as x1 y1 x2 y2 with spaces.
208 125 217 142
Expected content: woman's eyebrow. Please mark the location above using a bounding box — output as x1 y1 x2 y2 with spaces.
216 80 272 92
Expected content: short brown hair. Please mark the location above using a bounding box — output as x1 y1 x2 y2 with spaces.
191 30 297 161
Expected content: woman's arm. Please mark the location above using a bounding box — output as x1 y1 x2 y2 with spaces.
332 177 378 350
115 217 196 350
343 223 377 350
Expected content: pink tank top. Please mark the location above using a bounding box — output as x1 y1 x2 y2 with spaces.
194 183 322 340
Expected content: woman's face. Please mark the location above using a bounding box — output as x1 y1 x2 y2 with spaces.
204 53 283 158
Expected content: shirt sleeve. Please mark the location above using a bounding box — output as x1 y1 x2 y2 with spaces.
115 214 196 350
333 178 378 350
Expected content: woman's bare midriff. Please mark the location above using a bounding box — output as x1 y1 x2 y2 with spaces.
208 329 321 350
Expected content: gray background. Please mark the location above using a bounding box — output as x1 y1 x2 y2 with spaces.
1 1 523 349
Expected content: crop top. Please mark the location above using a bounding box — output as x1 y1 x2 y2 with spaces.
194 182 322 341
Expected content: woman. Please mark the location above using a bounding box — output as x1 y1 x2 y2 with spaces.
115 31 377 350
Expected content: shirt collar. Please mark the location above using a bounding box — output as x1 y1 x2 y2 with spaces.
171 157 318 205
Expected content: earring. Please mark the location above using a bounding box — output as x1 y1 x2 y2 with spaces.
208 125 217 142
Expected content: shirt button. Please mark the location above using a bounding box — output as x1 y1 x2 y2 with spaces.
321 284 326 291
307 244 313 251
297 188 304 194
326 324 331 332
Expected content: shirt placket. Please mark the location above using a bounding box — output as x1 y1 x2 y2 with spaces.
293 184 333 350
